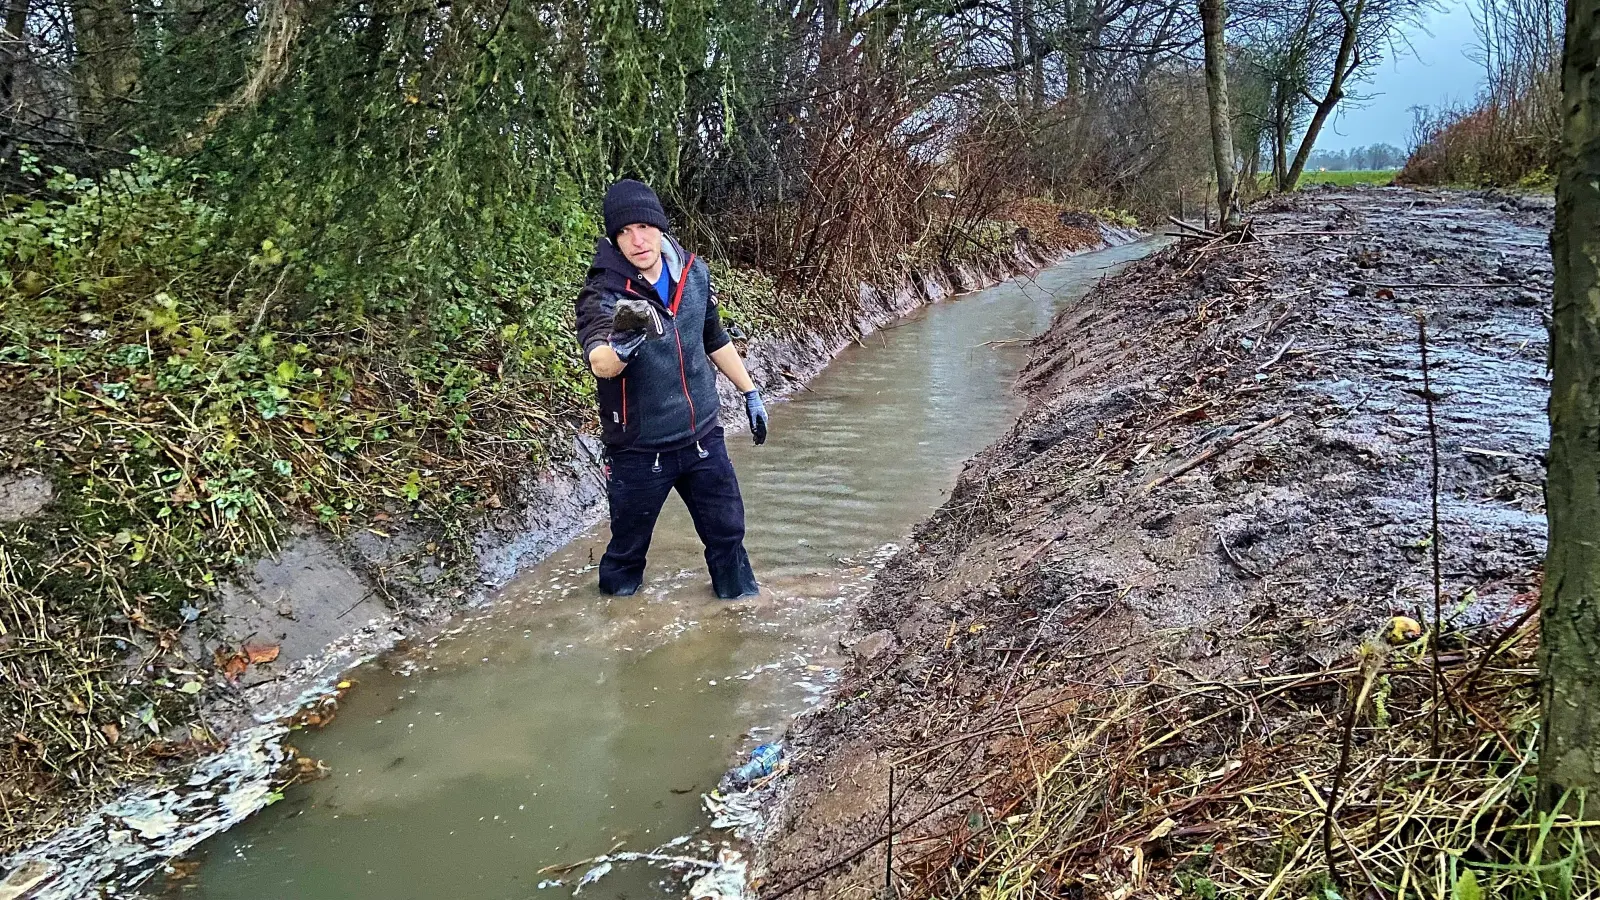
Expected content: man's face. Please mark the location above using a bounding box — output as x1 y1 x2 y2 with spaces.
617 223 663 275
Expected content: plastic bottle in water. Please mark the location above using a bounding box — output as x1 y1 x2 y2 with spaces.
728 743 782 787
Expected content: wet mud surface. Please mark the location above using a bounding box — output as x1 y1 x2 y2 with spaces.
756 188 1552 898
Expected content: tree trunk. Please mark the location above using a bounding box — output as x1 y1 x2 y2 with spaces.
1199 0 1239 228
2 0 30 110
1283 0 1367 190
1065 0 1085 101
1023 0 1043 111
1242 132 1260 193
71 0 140 140
1010 0 1026 109
1540 0 1600 808
1084 1 1105 98
1273 94 1291 191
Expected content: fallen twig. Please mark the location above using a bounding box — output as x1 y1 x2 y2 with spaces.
1006 526 1072 579
1417 313 1447 752
1359 280 1510 289
1324 650 1384 887
1259 307 1296 341
1218 532 1262 579
1144 412 1293 492
1151 402 1210 428
1255 337 1297 372
1456 599 1540 695
1255 229 1361 237
999 594 1111 694
759 772 1003 900
1167 215 1221 238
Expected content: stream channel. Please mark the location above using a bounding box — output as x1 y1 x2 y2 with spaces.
182 239 1155 900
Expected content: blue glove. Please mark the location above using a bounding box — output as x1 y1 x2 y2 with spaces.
609 330 646 361
744 390 768 445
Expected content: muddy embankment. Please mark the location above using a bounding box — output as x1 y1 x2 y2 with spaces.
755 188 1552 898
0 221 1139 898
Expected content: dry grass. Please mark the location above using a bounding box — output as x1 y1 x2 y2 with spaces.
1399 0 1561 189
904 606 1595 900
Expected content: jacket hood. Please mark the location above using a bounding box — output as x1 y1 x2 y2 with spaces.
588 234 688 298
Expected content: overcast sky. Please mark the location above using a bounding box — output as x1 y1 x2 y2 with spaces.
1318 0 1486 151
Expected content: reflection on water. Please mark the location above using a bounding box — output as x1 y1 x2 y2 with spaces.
186 241 1155 900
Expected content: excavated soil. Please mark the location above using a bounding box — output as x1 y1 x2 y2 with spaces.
755 187 1552 898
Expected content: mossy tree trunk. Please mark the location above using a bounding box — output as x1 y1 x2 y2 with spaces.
1199 0 1239 228
1541 0 1600 807
1065 0 1085 101
2 0 29 112
71 0 139 139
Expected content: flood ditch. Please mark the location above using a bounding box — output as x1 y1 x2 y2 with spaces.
171 239 1159 900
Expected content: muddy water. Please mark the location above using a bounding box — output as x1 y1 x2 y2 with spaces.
184 241 1154 900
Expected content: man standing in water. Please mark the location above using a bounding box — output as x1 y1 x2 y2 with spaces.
574 179 769 599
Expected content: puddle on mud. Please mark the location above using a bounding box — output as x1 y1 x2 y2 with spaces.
180 240 1156 900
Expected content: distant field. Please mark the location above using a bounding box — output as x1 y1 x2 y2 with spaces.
1282 169 1398 188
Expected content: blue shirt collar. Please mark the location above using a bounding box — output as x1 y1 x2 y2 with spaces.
650 265 672 306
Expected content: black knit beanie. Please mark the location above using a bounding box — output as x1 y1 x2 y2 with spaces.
603 179 671 241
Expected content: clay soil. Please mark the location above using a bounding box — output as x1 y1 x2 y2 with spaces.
755 188 1552 898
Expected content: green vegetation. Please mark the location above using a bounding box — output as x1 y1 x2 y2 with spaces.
1089 207 1142 230
1294 168 1398 187
1399 0 1561 188
0 153 599 831
0 0 1490 857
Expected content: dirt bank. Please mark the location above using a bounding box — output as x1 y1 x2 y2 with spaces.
755 187 1552 898
0 219 1138 897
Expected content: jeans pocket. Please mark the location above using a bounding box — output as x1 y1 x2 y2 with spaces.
606 450 652 493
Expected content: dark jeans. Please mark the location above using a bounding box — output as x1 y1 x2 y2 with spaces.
599 429 759 599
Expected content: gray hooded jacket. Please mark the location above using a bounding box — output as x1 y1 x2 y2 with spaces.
574 235 732 451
